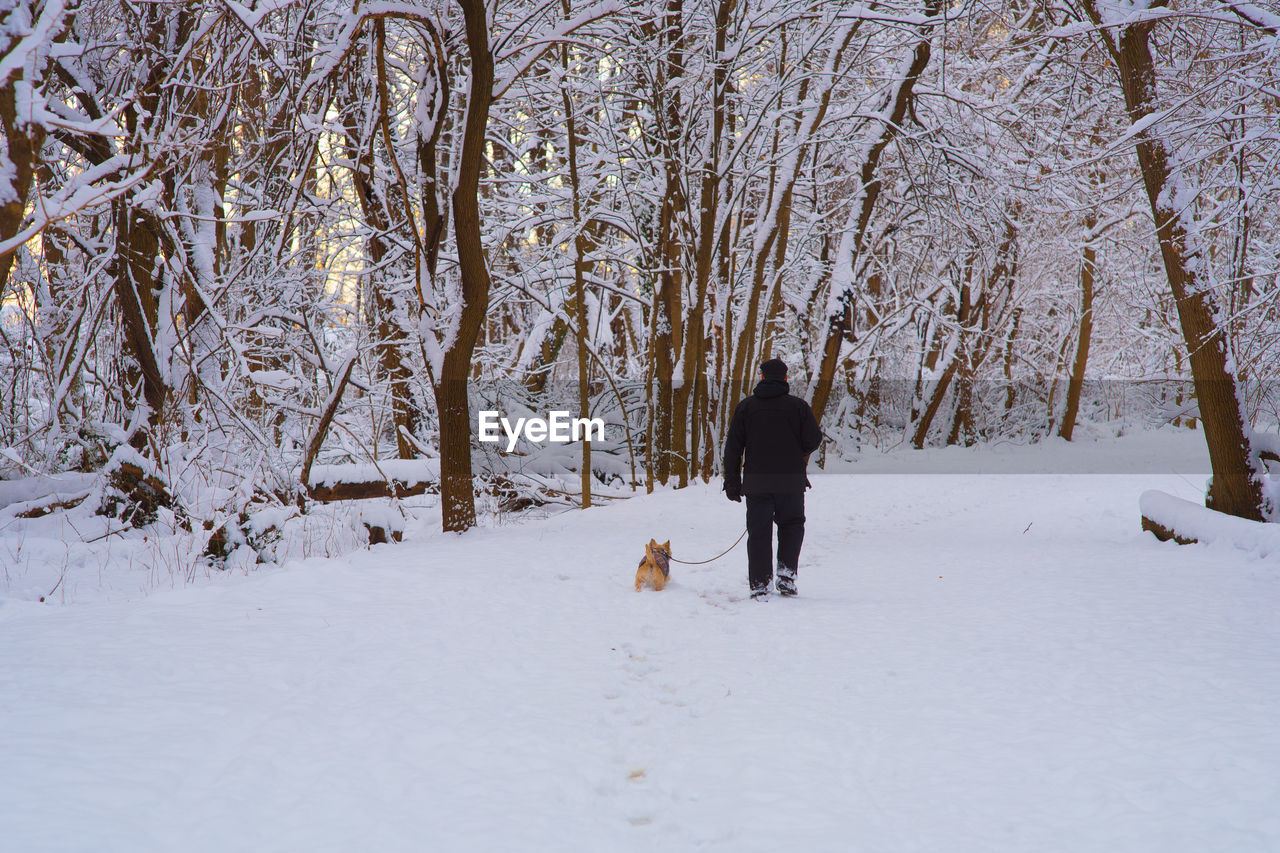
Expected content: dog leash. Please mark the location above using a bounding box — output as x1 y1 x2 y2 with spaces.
660 529 748 566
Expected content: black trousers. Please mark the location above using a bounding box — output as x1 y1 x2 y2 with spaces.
745 491 805 591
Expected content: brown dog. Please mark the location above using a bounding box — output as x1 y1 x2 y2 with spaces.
634 539 671 591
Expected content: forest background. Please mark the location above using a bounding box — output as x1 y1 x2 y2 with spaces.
1 0 1278 557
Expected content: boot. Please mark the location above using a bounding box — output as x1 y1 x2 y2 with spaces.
777 562 797 597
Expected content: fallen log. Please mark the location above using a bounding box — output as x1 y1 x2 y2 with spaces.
1139 489 1280 554
305 460 438 503
308 479 435 502
1139 514 1198 545
13 491 90 519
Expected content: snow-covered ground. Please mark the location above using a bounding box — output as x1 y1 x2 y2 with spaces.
3 430 1279 851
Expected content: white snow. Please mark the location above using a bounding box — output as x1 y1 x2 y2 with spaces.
0 470 92 507
1228 2 1280 32
246 369 302 391
0 149 18 205
2 430 1279 851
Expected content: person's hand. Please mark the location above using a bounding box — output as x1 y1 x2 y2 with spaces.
724 483 742 502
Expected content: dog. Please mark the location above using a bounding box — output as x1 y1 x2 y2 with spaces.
634 538 671 591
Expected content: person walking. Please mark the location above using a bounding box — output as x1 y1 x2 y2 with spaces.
722 358 823 598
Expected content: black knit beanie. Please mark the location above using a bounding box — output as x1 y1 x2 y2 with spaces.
760 358 788 381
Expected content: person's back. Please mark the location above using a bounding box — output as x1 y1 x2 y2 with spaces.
726 377 819 494
722 359 822 597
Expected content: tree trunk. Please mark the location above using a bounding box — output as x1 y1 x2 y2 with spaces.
946 344 976 447
112 198 169 446
650 0 686 487
1002 306 1022 414
436 0 495 532
680 0 734 485
1059 212 1096 441
1084 1 1267 520
0 66 45 291
561 42 592 508
523 315 568 394
914 260 974 449
912 357 961 450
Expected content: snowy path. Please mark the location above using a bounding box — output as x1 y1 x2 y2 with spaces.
3 472 1279 851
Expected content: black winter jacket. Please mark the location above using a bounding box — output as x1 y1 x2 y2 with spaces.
723 379 823 495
